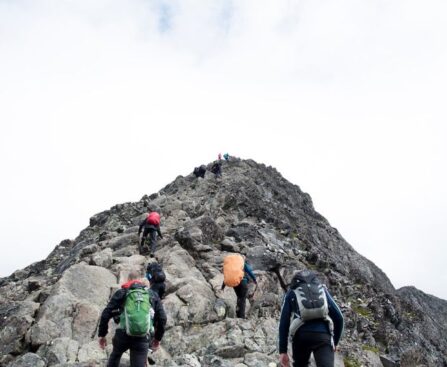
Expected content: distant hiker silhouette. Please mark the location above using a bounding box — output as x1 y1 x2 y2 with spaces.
193 165 206 178
218 153 222 160
221 254 257 318
223 153 230 161
146 262 166 300
210 161 222 178
278 270 344 367
138 211 163 256
98 270 167 367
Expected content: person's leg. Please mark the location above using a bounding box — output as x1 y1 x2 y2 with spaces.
149 229 157 254
310 333 334 367
107 330 130 367
234 282 248 318
129 335 150 367
291 332 312 367
140 229 150 254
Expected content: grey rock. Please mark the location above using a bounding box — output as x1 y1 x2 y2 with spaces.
7 353 46 367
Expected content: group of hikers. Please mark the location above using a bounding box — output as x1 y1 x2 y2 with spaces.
193 152 230 179
98 158 345 366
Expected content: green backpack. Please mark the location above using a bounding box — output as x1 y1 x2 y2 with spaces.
119 287 154 336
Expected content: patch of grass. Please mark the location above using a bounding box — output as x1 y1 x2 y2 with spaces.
362 344 380 353
344 357 362 367
351 301 373 319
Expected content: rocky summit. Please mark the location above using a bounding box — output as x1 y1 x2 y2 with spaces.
1 158 446 367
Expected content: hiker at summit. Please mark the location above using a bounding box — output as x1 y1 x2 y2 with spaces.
98 270 167 367
221 254 257 318
278 270 344 367
138 211 163 256
146 262 166 300
223 153 230 161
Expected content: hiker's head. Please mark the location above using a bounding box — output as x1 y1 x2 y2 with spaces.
128 270 141 281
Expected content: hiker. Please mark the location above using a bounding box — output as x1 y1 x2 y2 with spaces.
278 270 344 367
221 254 257 318
98 270 167 367
210 161 222 178
223 153 230 161
193 165 206 178
138 211 163 256
218 153 222 160
146 262 166 300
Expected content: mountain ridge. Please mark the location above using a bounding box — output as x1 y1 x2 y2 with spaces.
1 158 446 367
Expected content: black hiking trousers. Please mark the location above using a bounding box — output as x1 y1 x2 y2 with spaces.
107 329 150 367
291 331 334 367
141 228 158 254
234 281 248 318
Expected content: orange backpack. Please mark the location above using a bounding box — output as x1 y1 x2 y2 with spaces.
223 254 244 287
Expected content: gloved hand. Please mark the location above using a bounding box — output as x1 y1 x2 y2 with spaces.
151 339 160 351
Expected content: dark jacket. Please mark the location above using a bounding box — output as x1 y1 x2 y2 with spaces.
278 287 344 353
221 262 257 290
98 280 167 341
138 219 162 237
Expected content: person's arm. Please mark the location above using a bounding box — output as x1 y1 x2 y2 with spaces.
151 291 167 342
157 226 163 238
326 289 344 346
244 263 257 284
278 291 293 354
98 289 126 337
138 219 145 235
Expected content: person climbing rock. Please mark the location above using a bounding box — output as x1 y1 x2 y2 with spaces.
221 254 257 318
98 270 167 367
138 211 163 256
210 161 222 178
278 270 344 367
146 262 166 300
193 165 206 178
223 153 230 161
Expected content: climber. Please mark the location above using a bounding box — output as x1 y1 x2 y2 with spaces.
193 165 206 178
278 270 344 367
223 153 230 161
98 270 167 367
221 254 257 319
138 211 163 256
146 262 166 300
210 161 222 178
218 153 222 160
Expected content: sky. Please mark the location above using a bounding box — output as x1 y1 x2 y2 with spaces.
0 0 446 299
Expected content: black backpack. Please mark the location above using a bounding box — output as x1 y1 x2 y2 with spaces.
147 263 166 283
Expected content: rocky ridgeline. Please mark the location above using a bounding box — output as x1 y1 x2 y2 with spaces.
0 159 446 367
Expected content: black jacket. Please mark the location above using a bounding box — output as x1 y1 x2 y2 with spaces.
98 282 167 341
138 219 162 237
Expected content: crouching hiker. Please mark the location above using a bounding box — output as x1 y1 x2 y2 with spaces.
146 262 166 300
98 270 167 367
221 254 257 319
278 270 344 367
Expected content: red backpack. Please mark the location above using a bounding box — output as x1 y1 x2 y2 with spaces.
146 212 160 226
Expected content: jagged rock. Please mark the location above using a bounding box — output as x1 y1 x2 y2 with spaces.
7 353 46 367
90 248 113 268
27 264 116 347
36 337 79 365
0 301 39 356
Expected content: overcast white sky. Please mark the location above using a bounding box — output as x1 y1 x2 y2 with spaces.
0 0 446 299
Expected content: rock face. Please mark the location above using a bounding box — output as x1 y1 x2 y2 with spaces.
1 158 446 367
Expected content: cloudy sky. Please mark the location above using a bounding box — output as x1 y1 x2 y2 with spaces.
1 0 446 299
